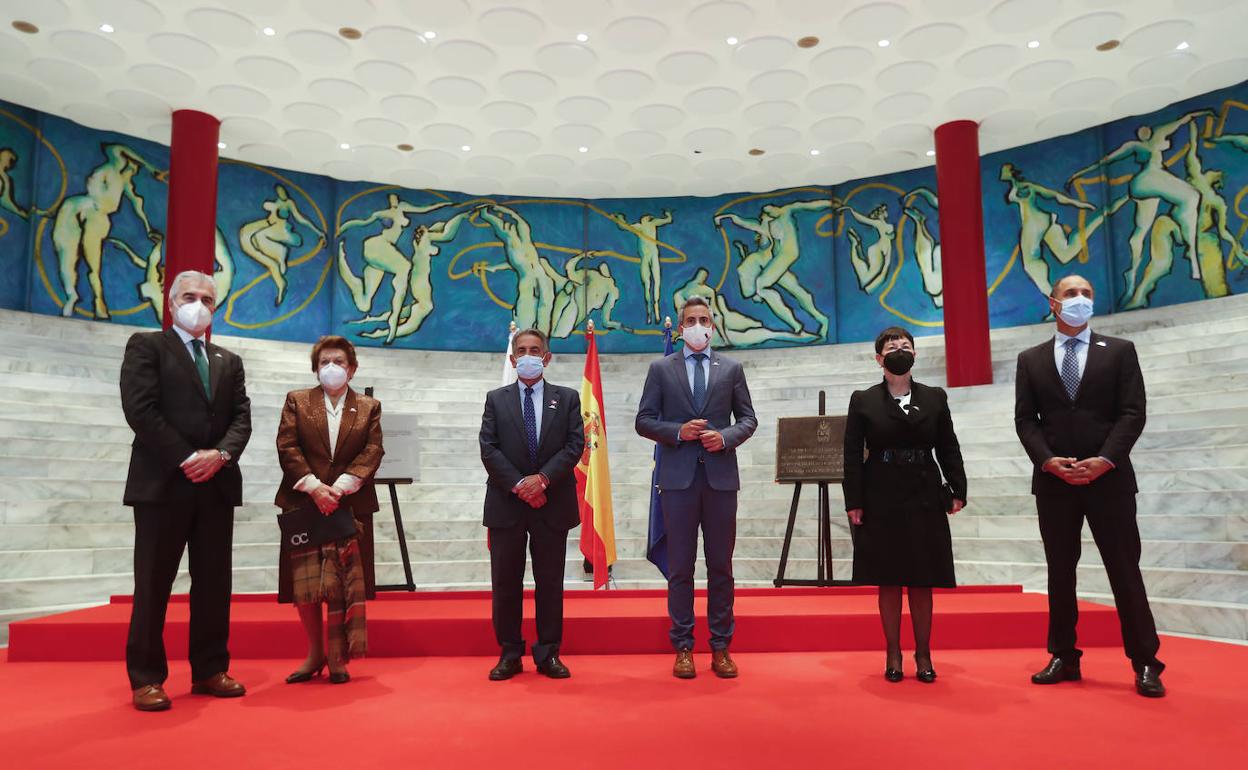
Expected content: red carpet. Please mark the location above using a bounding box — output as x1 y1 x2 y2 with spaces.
7 586 1124 660
2 639 1245 770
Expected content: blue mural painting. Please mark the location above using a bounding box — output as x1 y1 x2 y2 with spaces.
2 79 1247 354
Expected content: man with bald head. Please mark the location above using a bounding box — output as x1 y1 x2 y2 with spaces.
120 270 252 711
1014 274 1164 697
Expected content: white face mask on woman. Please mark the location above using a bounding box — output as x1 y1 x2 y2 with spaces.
318 363 349 390
174 299 212 336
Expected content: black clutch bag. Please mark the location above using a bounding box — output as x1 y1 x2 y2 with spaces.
277 501 356 549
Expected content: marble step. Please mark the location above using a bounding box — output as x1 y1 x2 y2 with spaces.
1080 592 1248 641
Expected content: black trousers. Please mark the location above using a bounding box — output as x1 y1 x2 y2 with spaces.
489 515 569 665
126 491 234 689
1037 489 1162 672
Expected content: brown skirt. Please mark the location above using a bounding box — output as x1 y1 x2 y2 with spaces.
289 535 368 661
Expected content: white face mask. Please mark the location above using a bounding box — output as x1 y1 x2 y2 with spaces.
318 363 349 390
1058 295 1094 327
174 299 212 336
514 355 544 380
681 323 712 350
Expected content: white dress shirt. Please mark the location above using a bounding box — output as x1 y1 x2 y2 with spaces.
293 390 362 495
1053 326 1092 379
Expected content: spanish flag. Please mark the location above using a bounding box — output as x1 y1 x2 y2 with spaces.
575 321 617 589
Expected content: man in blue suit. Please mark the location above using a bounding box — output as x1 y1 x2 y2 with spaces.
636 296 758 679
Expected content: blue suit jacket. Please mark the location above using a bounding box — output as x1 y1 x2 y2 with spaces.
634 349 757 491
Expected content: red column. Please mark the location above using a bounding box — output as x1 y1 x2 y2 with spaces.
934 120 992 387
163 109 221 329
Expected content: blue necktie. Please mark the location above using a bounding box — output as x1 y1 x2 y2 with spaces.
523 386 538 465
691 354 707 411
1061 338 1081 400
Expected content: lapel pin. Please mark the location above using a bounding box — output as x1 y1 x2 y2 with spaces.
350 407 357 412
712 360 720 366
1095 340 1107 347
214 353 223 358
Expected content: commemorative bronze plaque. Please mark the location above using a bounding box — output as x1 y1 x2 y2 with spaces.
775 415 847 483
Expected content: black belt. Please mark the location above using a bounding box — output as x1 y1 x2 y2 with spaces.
870 448 932 465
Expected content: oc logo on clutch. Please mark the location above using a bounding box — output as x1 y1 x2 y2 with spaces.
290 532 310 546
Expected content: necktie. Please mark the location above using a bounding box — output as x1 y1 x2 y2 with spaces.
523 386 538 465
692 353 707 411
191 339 211 398
1060 338 1081 400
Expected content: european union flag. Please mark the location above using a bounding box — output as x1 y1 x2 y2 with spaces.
646 324 674 578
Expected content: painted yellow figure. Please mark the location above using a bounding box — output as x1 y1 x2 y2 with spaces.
1066 109 1213 298
111 228 235 322
338 195 456 343
354 207 472 343
671 267 817 348
239 183 324 305
900 187 943 308
0 147 30 226
544 250 621 339
1000 163 1125 307
607 209 672 325
837 201 894 296
715 198 832 338
1124 122 1246 308
51 143 164 319
475 203 555 335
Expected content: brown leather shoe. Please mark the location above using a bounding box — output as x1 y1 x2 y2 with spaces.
132 684 171 712
711 649 739 679
673 650 696 679
190 672 246 698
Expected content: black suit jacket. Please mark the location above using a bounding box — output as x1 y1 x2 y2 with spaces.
842 380 967 512
479 380 585 530
1014 331 1146 496
120 329 252 506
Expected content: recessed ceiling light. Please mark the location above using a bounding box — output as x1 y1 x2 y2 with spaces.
338 27 362 40
748 148 765 156
460 145 471 152
423 30 437 40
99 23 114 33
926 150 936 157
262 27 276 36
1096 39 1120 51
578 146 589 153
725 36 739 45
1027 40 1040 49
877 39 890 48
1175 41 1190 50
809 149 820 156
339 142 351 150
576 33 589 42
217 142 227 150
797 36 819 49
11 20 39 34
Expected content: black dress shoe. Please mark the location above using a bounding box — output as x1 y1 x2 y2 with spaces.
489 657 523 681
286 659 326 684
1135 665 1166 698
329 670 350 685
537 656 571 679
884 650 903 682
884 667 904 683
1031 656 1081 685
915 656 937 684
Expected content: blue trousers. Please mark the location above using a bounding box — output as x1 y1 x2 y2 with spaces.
661 463 737 651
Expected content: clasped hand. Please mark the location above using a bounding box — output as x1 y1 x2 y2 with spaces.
679 419 725 452
310 483 343 514
515 474 547 509
180 449 224 484
1044 456 1112 485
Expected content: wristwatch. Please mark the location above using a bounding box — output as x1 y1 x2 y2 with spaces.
218 449 232 464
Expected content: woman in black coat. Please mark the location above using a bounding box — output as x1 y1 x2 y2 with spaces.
842 326 967 683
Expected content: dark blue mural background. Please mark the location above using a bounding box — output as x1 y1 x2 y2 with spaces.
2 80 1247 354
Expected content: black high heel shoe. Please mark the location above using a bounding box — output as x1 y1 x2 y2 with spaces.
884 651 904 682
286 659 326 684
328 659 350 684
914 654 937 684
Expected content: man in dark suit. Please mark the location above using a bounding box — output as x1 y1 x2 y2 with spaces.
1015 274 1164 697
120 270 252 711
479 328 585 680
636 296 757 679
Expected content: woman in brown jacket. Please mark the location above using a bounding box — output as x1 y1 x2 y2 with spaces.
276 335 383 684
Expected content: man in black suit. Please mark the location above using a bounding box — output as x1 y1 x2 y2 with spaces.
120 270 252 711
636 296 757 679
1015 274 1164 697
479 328 585 680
